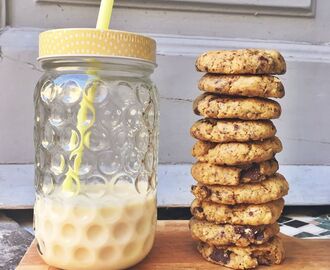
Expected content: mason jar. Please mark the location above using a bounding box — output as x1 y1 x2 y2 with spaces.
33 29 158 270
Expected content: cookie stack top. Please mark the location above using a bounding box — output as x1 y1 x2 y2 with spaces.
189 49 288 270
191 49 286 167
195 49 286 75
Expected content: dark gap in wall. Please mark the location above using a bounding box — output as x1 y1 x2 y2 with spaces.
158 207 192 220
157 205 330 220
2 205 330 224
282 205 330 216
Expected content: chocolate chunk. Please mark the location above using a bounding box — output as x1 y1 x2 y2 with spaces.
215 191 221 199
202 118 217 126
193 105 200 115
259 56 269 63
240 164 263 182
234 226 252 239
200 186 211 198
210 248 231 264
208 95 219 102
254 229 265 241
253 251 272 265
257 56 270 72
234 226 247 240
193 207 204 215
234 225 244 235
192 185 211 199
219 231 225 238
234 226 264 241
257 256 272 265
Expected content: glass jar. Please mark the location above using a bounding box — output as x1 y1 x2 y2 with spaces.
34 29 158 270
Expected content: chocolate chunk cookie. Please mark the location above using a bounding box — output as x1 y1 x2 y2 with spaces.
190 119 276 143
189 218 279 247
195 49 286 75
192 137 282 166
191 159 279 186
191 173 289 205
198 74 285 98
197 236 285 269
193 94 281 120
191 198 284 225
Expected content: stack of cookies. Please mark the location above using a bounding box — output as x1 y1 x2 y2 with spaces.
189 49 289 269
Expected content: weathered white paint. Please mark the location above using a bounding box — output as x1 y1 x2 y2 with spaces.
154 34 330 63
36 0 316 17
3 27 330 62
0 28 40 164
0 164 329 209
0 165 34 209
0 0 5 28
0 1 329 206
1 28 330 164
5 0 330 43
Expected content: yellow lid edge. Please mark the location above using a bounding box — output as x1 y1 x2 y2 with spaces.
39 28 156 64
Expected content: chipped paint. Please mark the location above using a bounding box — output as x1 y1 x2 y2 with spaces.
1 53 42 72
160 96 193 102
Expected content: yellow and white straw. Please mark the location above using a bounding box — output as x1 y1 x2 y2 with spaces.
62 0 115 193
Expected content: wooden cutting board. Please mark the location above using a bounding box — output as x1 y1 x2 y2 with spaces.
17 220 330 270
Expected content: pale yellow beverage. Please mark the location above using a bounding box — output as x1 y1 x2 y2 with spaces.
34 184 156 270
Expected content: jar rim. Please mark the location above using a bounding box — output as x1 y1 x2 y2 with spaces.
39 28 157 64
38 55 157 69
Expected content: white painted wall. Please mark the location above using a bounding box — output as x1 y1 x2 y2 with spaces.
1 27 330 165
0 0 330 206
6 0 329 43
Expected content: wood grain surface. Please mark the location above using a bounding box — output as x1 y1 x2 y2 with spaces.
17 220 330 270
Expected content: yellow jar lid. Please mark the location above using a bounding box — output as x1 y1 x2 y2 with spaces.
39 28 156 64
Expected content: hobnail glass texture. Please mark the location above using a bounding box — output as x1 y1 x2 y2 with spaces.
34 61 159 197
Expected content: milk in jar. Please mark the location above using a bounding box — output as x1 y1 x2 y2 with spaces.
34 184 156 269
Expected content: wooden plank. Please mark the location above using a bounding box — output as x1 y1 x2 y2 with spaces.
17 220 330 270
1 164 330 209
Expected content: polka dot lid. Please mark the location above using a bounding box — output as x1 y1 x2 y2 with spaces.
39 28 156 64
